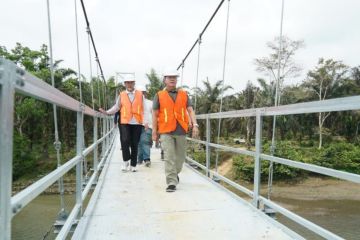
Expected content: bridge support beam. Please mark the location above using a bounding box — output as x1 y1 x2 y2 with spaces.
76 110 84 217
253 109 263 208
0 59 18 240
205 116 211 177
93 116 98 173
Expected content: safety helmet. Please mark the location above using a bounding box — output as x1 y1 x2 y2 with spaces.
163 70 179 78
123 75 136 82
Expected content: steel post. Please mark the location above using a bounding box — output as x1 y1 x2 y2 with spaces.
93 116 98 173
205 117 211 177
253 110 263 208
102 116 106 157
76 110 84 216
0 59 17 240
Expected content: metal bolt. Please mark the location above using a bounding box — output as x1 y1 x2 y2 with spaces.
16 68 25 76
54 141 62 151
12 204 22 214
79 103 85 112
15 76 25 87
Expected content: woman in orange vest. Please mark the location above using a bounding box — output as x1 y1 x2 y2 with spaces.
152 71 199 192
100 75 148 172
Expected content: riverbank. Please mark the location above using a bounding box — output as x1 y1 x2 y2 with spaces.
218 158 360 201
12 175 77 195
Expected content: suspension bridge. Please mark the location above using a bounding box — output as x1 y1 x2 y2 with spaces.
1 0 360 240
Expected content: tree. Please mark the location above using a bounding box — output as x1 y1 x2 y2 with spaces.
303 58 348 148
254 36 304 104
195 79 232 141
146 69 163 99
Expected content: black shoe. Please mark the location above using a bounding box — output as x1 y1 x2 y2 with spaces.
166 185 176 192
177 175 179 183
145 160 151 167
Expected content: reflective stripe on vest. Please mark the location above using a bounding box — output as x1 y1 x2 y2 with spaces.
120 90 144 124
158 90 189 134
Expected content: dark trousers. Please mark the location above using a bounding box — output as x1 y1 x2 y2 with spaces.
119 124 143 167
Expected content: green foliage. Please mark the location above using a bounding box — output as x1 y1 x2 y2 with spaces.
146 69 163 99
13 132 35 180
313 142 360 174
233 141 360 181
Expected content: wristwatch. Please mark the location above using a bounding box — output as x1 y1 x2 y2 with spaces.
193 123 199 128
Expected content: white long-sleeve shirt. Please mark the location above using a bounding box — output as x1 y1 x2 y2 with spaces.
144 99 153 129
106 90 148 125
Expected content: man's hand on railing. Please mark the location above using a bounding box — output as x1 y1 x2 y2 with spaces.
192 125 199 139
152 130 158 141
99 108 107 115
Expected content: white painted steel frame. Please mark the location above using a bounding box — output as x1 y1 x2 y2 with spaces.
196 95 360 119
0 58 115 240
187 94 360 240
0 58 17 240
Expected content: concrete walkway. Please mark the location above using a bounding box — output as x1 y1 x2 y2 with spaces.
74 135 299 240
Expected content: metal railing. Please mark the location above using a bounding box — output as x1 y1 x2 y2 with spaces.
186 94 360 240
0 58 116 240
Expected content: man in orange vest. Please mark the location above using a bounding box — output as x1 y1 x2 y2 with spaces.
152 71 199 192
100 75 148 172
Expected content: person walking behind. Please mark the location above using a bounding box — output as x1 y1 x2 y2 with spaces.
152 71 199 192
100 75 147 172
137 85 153 167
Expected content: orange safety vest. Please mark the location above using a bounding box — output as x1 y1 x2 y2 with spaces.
119 90 144 124
158 89 189 134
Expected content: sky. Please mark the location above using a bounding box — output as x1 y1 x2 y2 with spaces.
1 0 360 96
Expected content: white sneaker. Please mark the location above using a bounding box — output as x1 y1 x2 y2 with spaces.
130 166 137 172
122 161 130 172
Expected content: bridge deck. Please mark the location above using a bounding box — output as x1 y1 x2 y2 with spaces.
74 135 298 239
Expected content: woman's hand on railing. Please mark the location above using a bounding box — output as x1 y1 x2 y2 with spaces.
99 108 107 115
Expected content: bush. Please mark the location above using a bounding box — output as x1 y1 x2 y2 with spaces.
313 142 360 174
189 150 233 168
13 132 36 180
233 141 308 181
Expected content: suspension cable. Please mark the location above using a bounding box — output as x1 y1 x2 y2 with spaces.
96 64 102 108
46 0 67 219
268 0 285 200
87 27 95 110
194 36 202 113
79 0 108 108
215 0 231 172
74 0 83 103
176 0 226 70
180 62 185 88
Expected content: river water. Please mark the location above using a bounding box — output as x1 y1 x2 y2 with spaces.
12 193 359 239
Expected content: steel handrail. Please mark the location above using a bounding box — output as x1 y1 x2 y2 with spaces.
0 58 115 240
186 93 360 240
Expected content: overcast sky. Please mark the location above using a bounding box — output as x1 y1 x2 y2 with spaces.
1 0 360 95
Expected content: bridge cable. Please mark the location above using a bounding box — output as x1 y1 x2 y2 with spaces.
46 0 68 221
180 62 185 88
176 0 226 71
193 36 202 113
96 64 104 140
268 0 285 200
80 0 108 109
87 27 95 110
74 0 83 103
215 0 231 173
74 0 91 191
